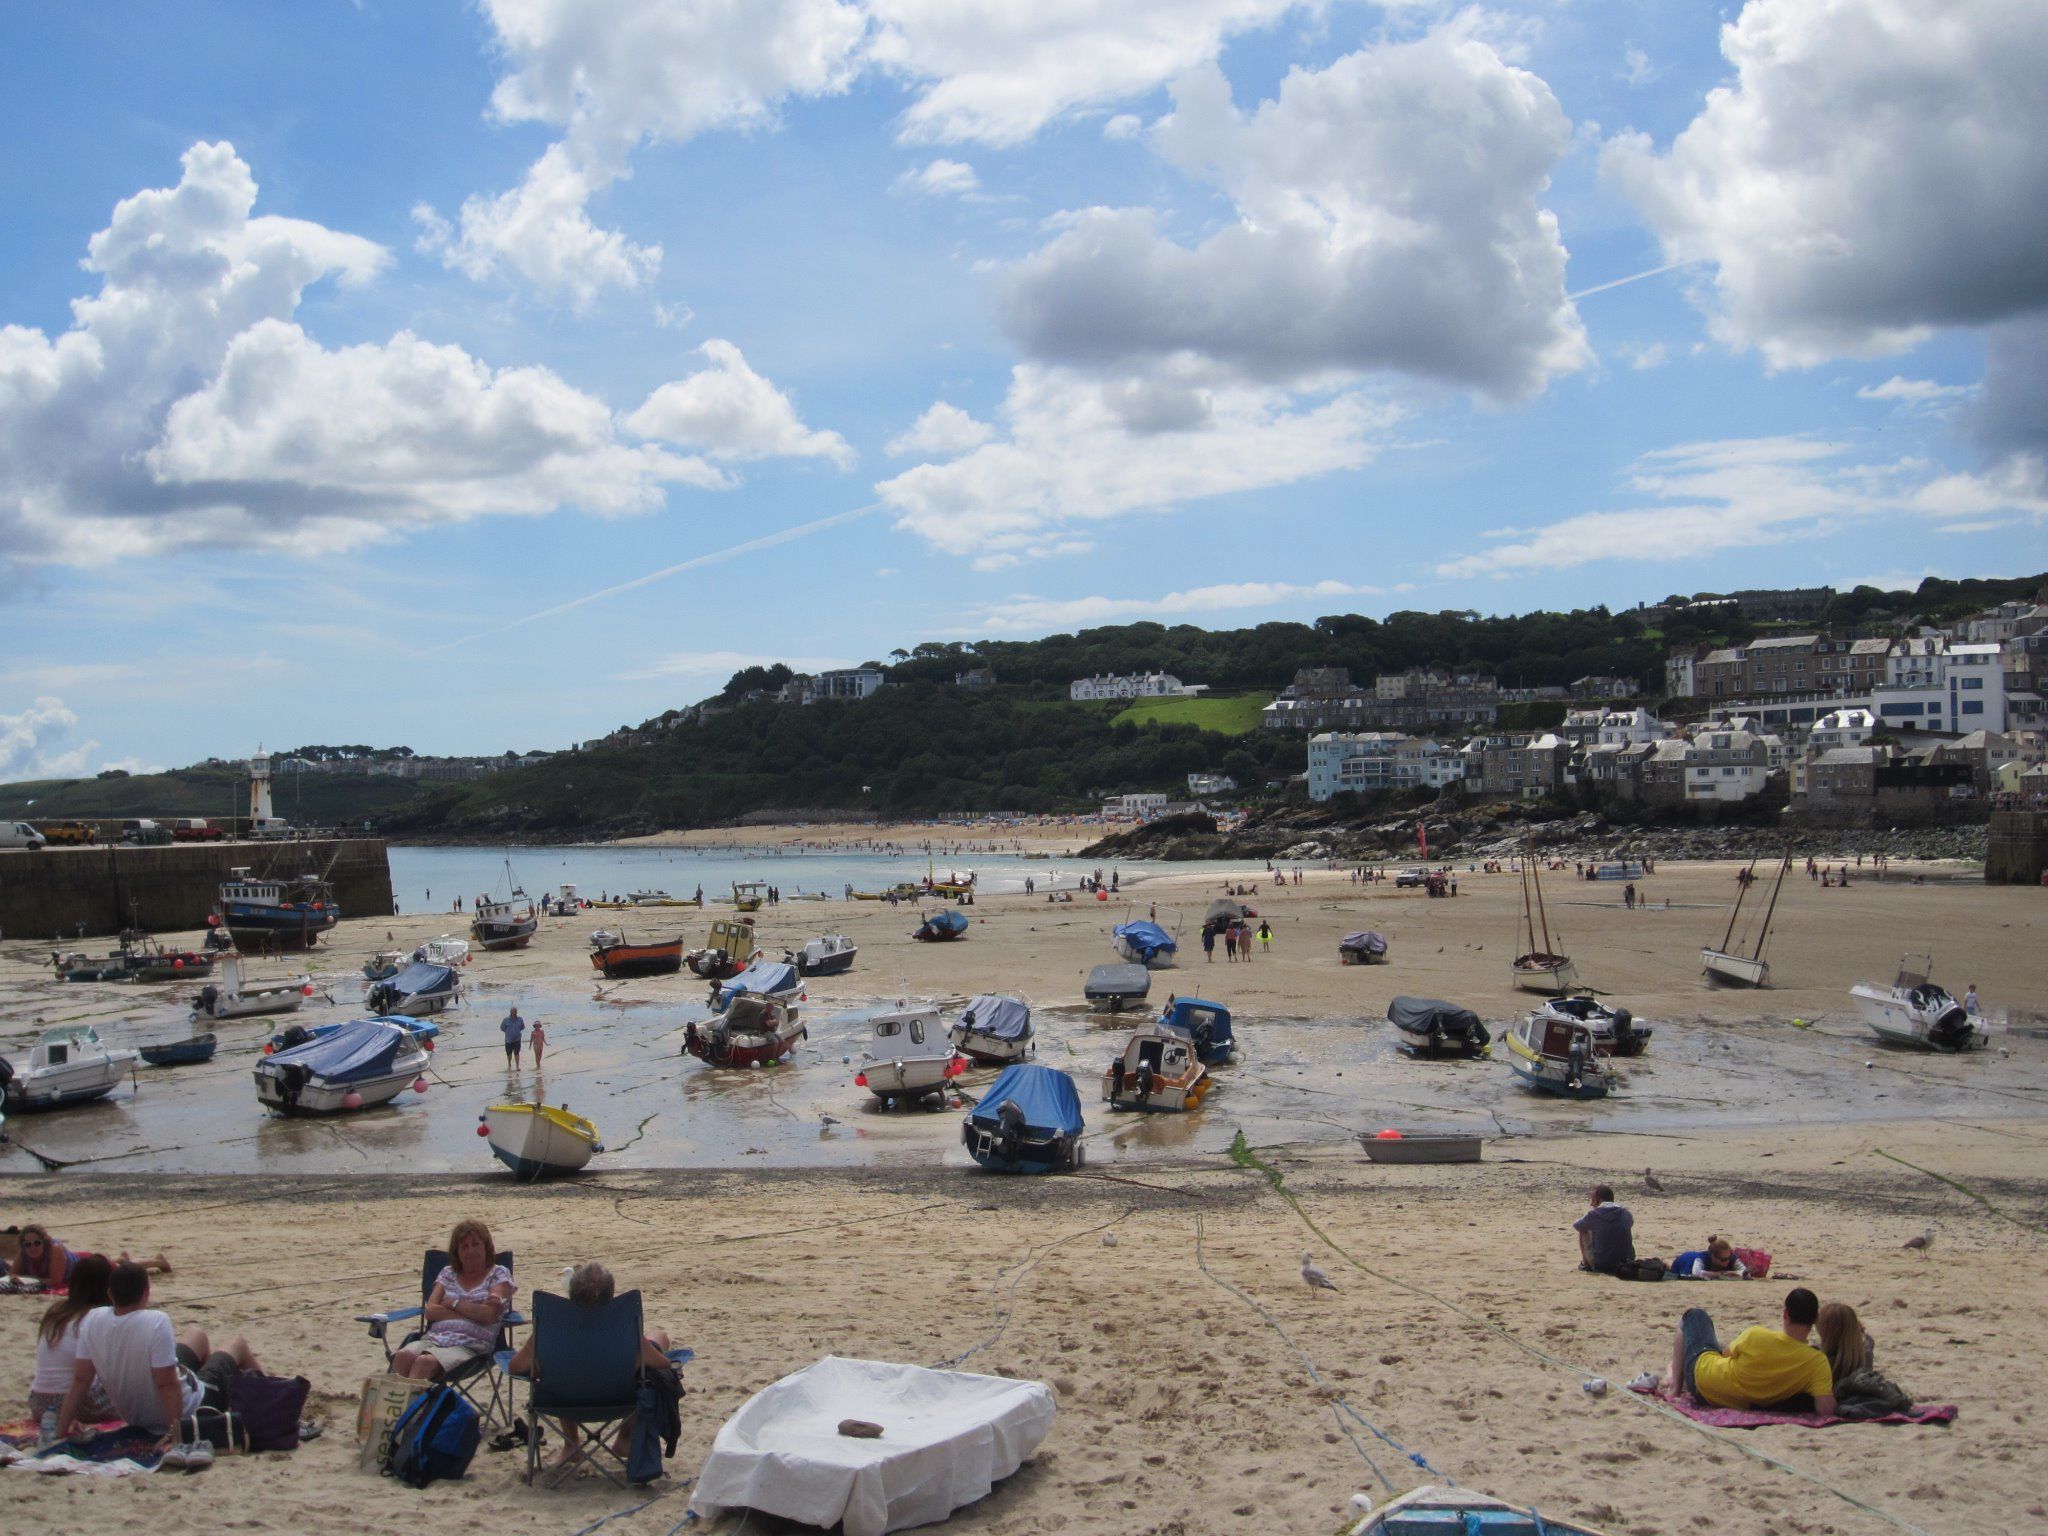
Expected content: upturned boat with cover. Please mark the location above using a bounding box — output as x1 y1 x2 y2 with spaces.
482 1102 603 1178
253 1017 429 1115
913 908 969 942
856 1006 963 1105
2 1025 138 1111
962 1063 1084 1173
712 956 804 1012
366 959 461 1017
682 994 807 1068
1504 1014 1615 1098
1387 996 1490 1058
793 933 857 976
591 931 686 979
1084 962 1151 1012
191 953 311 1021
1850 954 1987 1052
1339 930 1389 964
1111 917 1178 969
1102 1022 1210 1112
1536 994 1651 1057
1512 833 1576 994
1702 851 1790 987
217 868 340 949
949 993 1034 1065
471 862 540 950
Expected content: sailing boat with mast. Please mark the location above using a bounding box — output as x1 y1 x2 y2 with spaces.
1511 829 1576 995
1701 850 1790 987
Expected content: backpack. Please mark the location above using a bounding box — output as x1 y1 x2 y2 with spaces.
1614 1257 1668 1282
385 1384 480 1487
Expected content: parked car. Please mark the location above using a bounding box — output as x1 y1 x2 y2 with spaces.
34 820 97 845
119 818 170 845
1394 868 1428 888
172 818 223 841
1 821 48 850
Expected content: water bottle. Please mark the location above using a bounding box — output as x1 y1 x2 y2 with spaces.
38 1409 58 1446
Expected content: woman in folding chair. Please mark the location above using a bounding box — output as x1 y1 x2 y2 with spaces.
389 1220 516 1390
506 1262 675 1487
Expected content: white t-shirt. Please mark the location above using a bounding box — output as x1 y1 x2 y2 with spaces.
31 1311 96 1395
75 1307 203 1430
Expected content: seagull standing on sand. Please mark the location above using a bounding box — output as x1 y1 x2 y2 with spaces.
1903 1229 1935 1253
1644 1168 1665 1193
1301 1250 1338 1293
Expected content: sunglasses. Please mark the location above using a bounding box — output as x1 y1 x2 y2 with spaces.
22 1239 46 1249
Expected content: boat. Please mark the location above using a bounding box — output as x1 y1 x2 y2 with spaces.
685 917 757 980
482 1102 603 1178
1850 954 1987 1052
1386 996 1491 1059
712 956 804 1012
138 1032 219 1068
913 908 970 942
1503 1014 1615 1098
1102 1022 1210 1112
926 869 977 899
418 935 470 967
1111 918 1178 969
855 1006 963 1105
269 1018 439 1051
591 932 686 979
254 1018 430 1115
850 881 924 902
1084 962 1151 1012
51 950 129 982
217 868 341 949
628 889 697 907
1511 832 1577 995
471 863 539 950
122 937 214 983
1350 1484 1611 1534
191 953 310 1022
2 1026 138 1111
1356 1131 1482 1164
1702 851 1790 988
731 880 767 913
363 950 403 982
682 994 807 1068
1536 994 1651 1057
949 993 1034 1066
962 1063 1084 1173
1339 931 1389 965
793 933 857 977
365 960 462 1017
1158 996 1238 1065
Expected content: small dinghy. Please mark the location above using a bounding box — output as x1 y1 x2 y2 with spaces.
949 993 1033 1066
1111 918 1178 969
1351 1484 1611 1534
794 933 857 977
713 956 804 1012
192 954 310 1022
683 994 808 1068
856 1006 962 1106
1357 1130 1482 1164
912 908 969 942
962 1063 1084 1173
254 1018 430 1115
689 1356 1056 1536
51 951 127 983
1102 1022 1210 1112
1537 994 1651 1057
363 950 403 982
1084 962 1151 1012
1850 954 1986 1052
482 1102 603 1178
418 935 470 967
1339 930 1389 965
366 960 461 1017
139 1032 219 1068
1387 996 1490 1059
1158 997 1238 1065
3 1026 138 1111
1504 1014 1615 1099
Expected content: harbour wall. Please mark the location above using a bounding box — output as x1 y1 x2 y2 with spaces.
0 839 394 939
1986 810 2047 886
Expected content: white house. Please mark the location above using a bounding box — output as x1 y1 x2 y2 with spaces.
1808 707 1876 753
1309 732 1465 801
1681 729 1774 802
1596 707 1671 747
1070 672 1205 702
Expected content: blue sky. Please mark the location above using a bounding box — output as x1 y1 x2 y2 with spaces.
3 1 2043 776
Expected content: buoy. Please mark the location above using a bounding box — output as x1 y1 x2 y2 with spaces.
173 958 184 970
854 1072 868 1087
1376 1129 1403 1140
263 1042 274 1055
341 1091 363 1109
302 984 314 996
476 1123 491 1137
413 1077 429 1093
423 1039 435 1052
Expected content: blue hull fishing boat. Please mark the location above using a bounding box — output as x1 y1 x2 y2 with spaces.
218 869 340 949
913 909 970 942
962 1064 1083 1173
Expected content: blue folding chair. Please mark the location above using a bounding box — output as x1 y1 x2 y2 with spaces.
355 1248 523 1431
521 1288 647 1488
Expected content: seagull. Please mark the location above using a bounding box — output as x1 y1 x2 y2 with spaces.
1301 1250 1338 1293
1644 1168 1665 1193
1903 1229 1935 1253
819 1113 842 1127
1100 1232 1118 1248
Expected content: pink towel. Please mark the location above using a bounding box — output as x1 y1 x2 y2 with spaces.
1627 1385 1956 1428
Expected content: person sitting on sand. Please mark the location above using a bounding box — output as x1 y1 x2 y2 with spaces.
1815 1302 1915 1416
59 1261 265 1451
390 1219 513 1383
508 1261 677 1465
9 1224 171 1283
28 1253 116 1424
1657 1287 1836 1413
1573 1186 1635 1276
1672 1235 1753 1279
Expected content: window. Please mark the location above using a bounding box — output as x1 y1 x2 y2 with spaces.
910 1020 925 1044
1961 677 1983 689
1962 701 1984 715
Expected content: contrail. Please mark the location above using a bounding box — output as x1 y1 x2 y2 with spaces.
1568 257 1706 301
424 501 883 655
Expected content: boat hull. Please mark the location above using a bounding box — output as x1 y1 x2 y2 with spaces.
862 1058 954 1101
5 1065 128 1112
1392 1026 1488 1059
682 1020 807 1068
952 1030 1032 1067
1504 1025 1612 1098
962 1123 1081 1173
1701 949 1769 987
484 1104 601 1178
1850 986 1985 1051
222 902 340 949
592 941 685 979
254 1059 425 1115
1360 1133 1482 1164
139 1034 219 1067
472 917 538 951
195 986 305 1021
1512 955 1578 995
794 946 856 977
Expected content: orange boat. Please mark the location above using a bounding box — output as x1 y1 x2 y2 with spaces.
589 935 685 979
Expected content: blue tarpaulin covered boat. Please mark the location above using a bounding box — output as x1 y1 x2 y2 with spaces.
1159 997 1237 1065
1112 920 1177 968
914 909 970 942
365 960 461 1017
962 1063 1083 1173
714 957 803 1009
253 1018 430 1115
951 993 1033 1065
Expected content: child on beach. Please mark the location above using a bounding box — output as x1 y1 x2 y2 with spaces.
531 1020 547 1068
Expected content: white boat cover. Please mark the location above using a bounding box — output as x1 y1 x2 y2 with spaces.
690 1356 1055 1536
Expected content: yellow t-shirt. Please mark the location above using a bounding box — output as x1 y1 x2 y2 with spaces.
1693 1325 1833 1409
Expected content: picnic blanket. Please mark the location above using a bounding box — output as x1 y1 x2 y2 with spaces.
1628 1385 1956 1429
0 1426 164 1475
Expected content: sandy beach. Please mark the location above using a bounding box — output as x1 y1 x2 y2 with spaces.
1 852 2044 1533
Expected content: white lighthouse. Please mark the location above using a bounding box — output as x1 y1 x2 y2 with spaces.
246 752 287 836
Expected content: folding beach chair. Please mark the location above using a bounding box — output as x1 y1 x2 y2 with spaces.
520 1288 646 1488
356 1248 523 1432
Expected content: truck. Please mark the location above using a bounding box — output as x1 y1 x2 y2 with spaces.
119 818 171 845
33 820 97 845
172 818 225 842
1 821 47 850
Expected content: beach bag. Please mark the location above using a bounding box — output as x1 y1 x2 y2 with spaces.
386 1384 480 1487
1615 1257 1667 1282
1835 1366 1914 1419
230 1369 310 1452
357 1374 431 1472
180 1407 249 1453
1733 1247 1773 1278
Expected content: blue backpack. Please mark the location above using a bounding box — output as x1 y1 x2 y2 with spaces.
386 1385 480 1487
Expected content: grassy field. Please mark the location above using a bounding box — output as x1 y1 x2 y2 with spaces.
1110 691 1272 735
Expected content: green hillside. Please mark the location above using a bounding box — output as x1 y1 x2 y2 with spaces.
1110 692 1272 735
1 765 424 827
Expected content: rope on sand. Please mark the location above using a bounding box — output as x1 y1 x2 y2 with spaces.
1225 1133 1941 1536
1873 1147 2042 1231
932 1207 1133 1370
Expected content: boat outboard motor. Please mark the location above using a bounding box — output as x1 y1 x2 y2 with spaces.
1566 1038 1588 1091
1109 1060 1126 1097
1611 1009 1635 1050
277 1024 314 1051
995 1099 1026 1164
1133 1062 1156 1105
277 1062 310 1112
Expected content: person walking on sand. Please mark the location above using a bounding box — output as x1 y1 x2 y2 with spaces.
1257 919 1273 954
1223 924 1238 962
501 1005 526 1069
1964 983 1980 1016
530 1020 547 1069
1202 923 1216 963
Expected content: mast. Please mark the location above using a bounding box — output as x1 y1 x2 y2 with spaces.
1718 855 1755 953
1528 829 1556 956
1517 849 1537 954
1752 852 1792 963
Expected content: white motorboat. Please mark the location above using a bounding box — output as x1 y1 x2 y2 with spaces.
471 862 539 950
483 1102 603 1178
1850 955 1987 1052
191 953 310 1022
254 1018 430 1115
1504 1014 1616 1099
949 993 1034 1066
1535 994 1651 1058
856 1006 961 1105
793 933 857 977
2 1026 138 1112
418 935 470 967
366 960 462 1017
363 950 403 982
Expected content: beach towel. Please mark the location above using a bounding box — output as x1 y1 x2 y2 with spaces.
1 1426 165 1475
0 1417 119 1450
1627 1385 1956 1429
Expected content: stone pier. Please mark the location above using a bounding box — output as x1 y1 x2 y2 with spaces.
1985 810 2048 885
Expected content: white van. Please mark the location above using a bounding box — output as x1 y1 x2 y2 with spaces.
1 821 47 849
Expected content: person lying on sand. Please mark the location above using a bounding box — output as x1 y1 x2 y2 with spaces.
1671 1236 1753 1279
1646 1287 1836 1413
9 1223 171 1283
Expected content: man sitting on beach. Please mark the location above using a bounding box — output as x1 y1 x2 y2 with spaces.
1657 1287 1836 1413
1573 1186 1635 1275
59 1260 264 1456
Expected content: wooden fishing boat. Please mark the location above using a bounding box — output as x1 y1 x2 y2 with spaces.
1702 851 1790 987
482 1102 603 1178
590 932 685 979
471 862 540 950
1352 1484 1611 1534
1504 1014 1615 1099
682 994 807 1068
51 952 128 983
1511 831 1575 995
139 1032 219 1068
217 868 341 950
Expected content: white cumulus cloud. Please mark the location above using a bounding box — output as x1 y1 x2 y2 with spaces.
626 340 854 467
892 158 980 197
0 697 94 782
886 401 993 457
